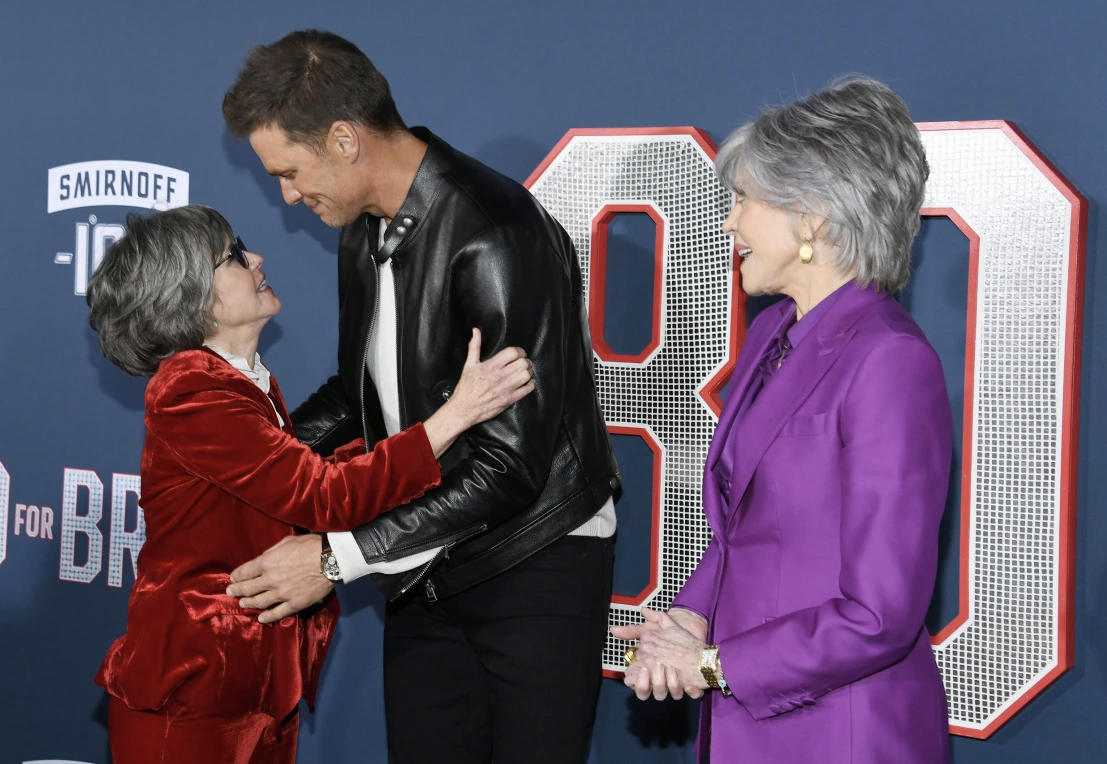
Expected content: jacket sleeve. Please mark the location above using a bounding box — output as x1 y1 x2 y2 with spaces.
290 374 362 457
348 226 570 562
671 535 722 622
718 335 953 720
146 368 441 532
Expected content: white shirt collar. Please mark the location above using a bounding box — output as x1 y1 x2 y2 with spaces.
203 344 272 396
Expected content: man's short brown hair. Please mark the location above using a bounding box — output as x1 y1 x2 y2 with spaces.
223 30 405 150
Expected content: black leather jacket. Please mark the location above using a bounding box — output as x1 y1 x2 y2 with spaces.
292 128 619 602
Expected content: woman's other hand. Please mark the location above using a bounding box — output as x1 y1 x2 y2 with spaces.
668 607 708 641
423 328 535 457
611 606 707 644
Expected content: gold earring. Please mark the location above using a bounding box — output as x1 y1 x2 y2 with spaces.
798 239 813 264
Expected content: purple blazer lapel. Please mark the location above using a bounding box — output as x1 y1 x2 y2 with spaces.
723 284 888 525
707 304 793 472
700 303 793 531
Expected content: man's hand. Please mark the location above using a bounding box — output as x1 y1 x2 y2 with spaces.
227 533 334 624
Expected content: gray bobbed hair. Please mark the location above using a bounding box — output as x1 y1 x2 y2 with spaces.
716 76 929 293
87 205 234 376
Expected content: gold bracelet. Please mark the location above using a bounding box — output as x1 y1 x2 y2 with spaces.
699 646 722 689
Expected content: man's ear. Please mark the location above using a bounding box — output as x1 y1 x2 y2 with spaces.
329 121 361 163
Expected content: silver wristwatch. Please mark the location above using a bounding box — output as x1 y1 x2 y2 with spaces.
320 544 343 582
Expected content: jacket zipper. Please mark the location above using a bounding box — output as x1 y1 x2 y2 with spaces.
396 547 448 597
382 520 488 562
392 258 406 429
359 289 378 451
359 225 380 451
394 522 489 597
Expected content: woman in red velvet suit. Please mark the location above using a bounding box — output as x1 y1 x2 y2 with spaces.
86 205 534 764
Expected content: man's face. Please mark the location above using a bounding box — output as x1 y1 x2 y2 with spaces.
249 125 362 228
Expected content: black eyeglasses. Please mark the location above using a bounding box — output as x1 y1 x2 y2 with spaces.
215 237 249 270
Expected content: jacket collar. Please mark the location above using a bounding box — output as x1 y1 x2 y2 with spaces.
372 127 453 264
810 280 887 342
156 348 294 436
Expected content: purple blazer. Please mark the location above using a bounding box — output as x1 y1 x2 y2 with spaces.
672 283 953 763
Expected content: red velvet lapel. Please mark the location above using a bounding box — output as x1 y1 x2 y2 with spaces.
267 376 296 437
182 347 291 433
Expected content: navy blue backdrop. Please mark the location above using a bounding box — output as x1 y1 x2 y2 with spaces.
1 1 1104 762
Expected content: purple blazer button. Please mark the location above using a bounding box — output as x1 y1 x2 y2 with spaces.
769 704 784 714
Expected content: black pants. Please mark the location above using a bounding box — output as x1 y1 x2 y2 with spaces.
383 534 614 764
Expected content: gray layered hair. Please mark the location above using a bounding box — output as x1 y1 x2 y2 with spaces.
717 77 929 292
87 205 234 376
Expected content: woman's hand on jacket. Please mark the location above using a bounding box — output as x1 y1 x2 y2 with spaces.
422 328 535 457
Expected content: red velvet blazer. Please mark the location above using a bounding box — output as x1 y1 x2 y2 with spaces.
95 348 441 720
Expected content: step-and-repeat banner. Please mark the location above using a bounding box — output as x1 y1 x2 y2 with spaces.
1 2 1102 762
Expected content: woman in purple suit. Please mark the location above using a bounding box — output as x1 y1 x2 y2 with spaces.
613 77 953 763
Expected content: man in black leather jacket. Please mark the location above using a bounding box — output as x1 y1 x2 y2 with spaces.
222 30 619 764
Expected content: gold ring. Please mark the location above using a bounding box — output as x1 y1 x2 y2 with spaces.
623 646 639 666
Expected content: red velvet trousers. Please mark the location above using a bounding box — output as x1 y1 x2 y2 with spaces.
108 697 298 764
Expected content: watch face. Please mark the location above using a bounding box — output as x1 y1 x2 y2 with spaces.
322 553 342 581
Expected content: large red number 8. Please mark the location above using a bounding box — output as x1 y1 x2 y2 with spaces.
526 127 744 676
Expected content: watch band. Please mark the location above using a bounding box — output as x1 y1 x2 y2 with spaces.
699 646 722 690
699 645 731 695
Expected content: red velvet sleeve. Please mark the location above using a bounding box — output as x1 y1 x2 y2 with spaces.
330 438 369 464
145 368 441 531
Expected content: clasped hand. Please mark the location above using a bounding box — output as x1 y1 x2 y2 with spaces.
611 607 710 701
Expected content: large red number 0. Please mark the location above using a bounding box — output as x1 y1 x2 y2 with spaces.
917 122 1084 737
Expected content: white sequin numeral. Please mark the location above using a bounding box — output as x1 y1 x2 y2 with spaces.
526 129 743 676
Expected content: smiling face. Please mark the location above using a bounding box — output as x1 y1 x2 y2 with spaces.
723 192 808 297
249 124 366 228
209 242 281 339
